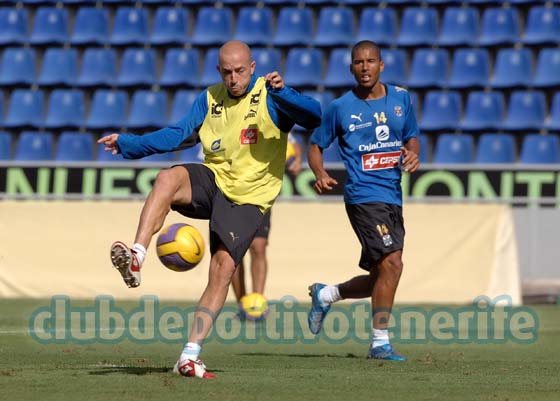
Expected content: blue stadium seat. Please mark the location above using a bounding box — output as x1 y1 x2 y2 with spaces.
490 48 533 88
447 48 490 89
417 133 430 164
313 7 354 47
407 48 449 88
140 152 176 163
0 47 36 86
283 48 323 88
110 7 149 45
356 8 397 46
15 131 53 161
177 144 204 163
77 48 117 87
438 7 479 46
117 48 156 87
96 142 125 162
71 7 109 45
322 138 342 163
151 7 189 45
501 91 546 131
252 48 281 78
397 7 438 47
55 132 94 161
460 91 505 131
523 6 560 45
301 90 335 115
419 91 461 131
169 90 199 123
5 90 44 128
191 7 233 46
86 90 128 129
324 48 354 88
475 133 516 164
0 131 12 160
272 7 313 46
159 48 199 87
547 93 560 131
533 48 560 88
0 8 28 45
433 134 474 164
30 7 69 45
478 7 520 46
380 49 407 86
38 48 78 86
127 90 167 129
520 134 560 164
45 89 85 129
199 47 220 87
234 7 273 45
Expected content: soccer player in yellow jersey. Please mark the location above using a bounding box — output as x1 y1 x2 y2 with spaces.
98 41 321 378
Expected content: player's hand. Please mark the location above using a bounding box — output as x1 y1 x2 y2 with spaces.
314 173 338 194
401 146 420 173
265 71 285 90
97 133 120 155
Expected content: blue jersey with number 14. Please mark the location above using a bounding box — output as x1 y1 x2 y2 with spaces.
310 84 419 206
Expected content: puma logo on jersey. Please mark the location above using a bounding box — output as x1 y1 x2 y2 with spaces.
351 113 363 122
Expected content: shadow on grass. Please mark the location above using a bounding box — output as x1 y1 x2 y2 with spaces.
236 352 362 359
89 366 225 376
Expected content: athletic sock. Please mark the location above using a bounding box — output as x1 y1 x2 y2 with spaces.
180 342 202 362
318 285 342 307
132 243 147 265
372 328 390 348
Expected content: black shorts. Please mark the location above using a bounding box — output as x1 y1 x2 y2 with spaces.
254 210 271 239
170 164 264 265
345 202 405 271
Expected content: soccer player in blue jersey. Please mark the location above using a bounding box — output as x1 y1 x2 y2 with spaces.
306 40 420 361
98 40 321 378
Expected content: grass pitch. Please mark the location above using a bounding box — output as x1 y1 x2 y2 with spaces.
0 299 559 401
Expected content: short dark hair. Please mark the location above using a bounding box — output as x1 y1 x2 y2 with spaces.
351 41 382 61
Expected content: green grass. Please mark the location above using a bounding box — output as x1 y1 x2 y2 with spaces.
0 299 559 401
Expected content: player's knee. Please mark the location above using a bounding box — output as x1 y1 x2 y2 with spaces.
209 250 236 284
380 254 403 280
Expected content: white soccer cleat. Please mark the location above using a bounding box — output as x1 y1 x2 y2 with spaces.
110 241 141 288
173 358 216 379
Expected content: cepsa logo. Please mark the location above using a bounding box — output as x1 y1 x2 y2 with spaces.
361 150 401 171
240 128 259 145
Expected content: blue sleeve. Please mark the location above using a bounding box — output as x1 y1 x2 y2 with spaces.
117 91 208 159
403 92 420 142
266 85 321 132
310 102 339 150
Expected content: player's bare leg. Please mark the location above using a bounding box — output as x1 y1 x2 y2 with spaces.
249 237 268 294
231 259 247 301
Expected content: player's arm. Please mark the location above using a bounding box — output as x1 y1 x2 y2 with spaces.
308 103 339 194
287 140 303 175
400 93 421 173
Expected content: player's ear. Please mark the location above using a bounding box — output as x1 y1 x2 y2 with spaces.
380 60 385 73
250 60 256 75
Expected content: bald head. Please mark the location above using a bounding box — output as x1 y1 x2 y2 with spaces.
217 41 255 96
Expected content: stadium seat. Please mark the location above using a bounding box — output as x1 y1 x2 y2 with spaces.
460 91 505 131
0 131 12 160
55 132 94 161
438 7 479 46
475 133 516 164
15 131 54 161
177 144 204 163
127 90 167 129
519 134 560 164
433 134 474 164
490 48 533 88
447 48 490 89
272 7 313 46
234 7 273 45
86 90 128 130
313 7 354 47
356 8 397 46
30 7 69 45
419 91 462 131
117 48 156 87
110 7 149 45
397 7 438 47
5 90 45 128
191 7 233 46
199 48 220 87
501 91 546 131
45 89 85 129
169 90 199 123
301 90 335 116
77 48 117 87
71 7 109 45
140 152 176 163
533 48 560 88
547 93 560 131
283 48 323 88
252 48 281 78
417 133 430 164
324 48 354 88
151 7 189 45
407 48 449 88
322 138 342 163
0 8 28 45
380 49 407 86
522 6 560 45
159 48 200 87
478 7 520 46
0 47 36 86
96 142 125 162
38 48 78 86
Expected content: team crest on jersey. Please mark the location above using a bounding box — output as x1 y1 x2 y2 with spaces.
250 90 261 106
394 106 403 117
240 128 258 144
376 224 393 247
211 139 222 152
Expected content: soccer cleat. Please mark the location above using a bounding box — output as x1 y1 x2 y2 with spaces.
173 358 216 379
307 283 331 334
110 241 141 288
367 344 407 361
